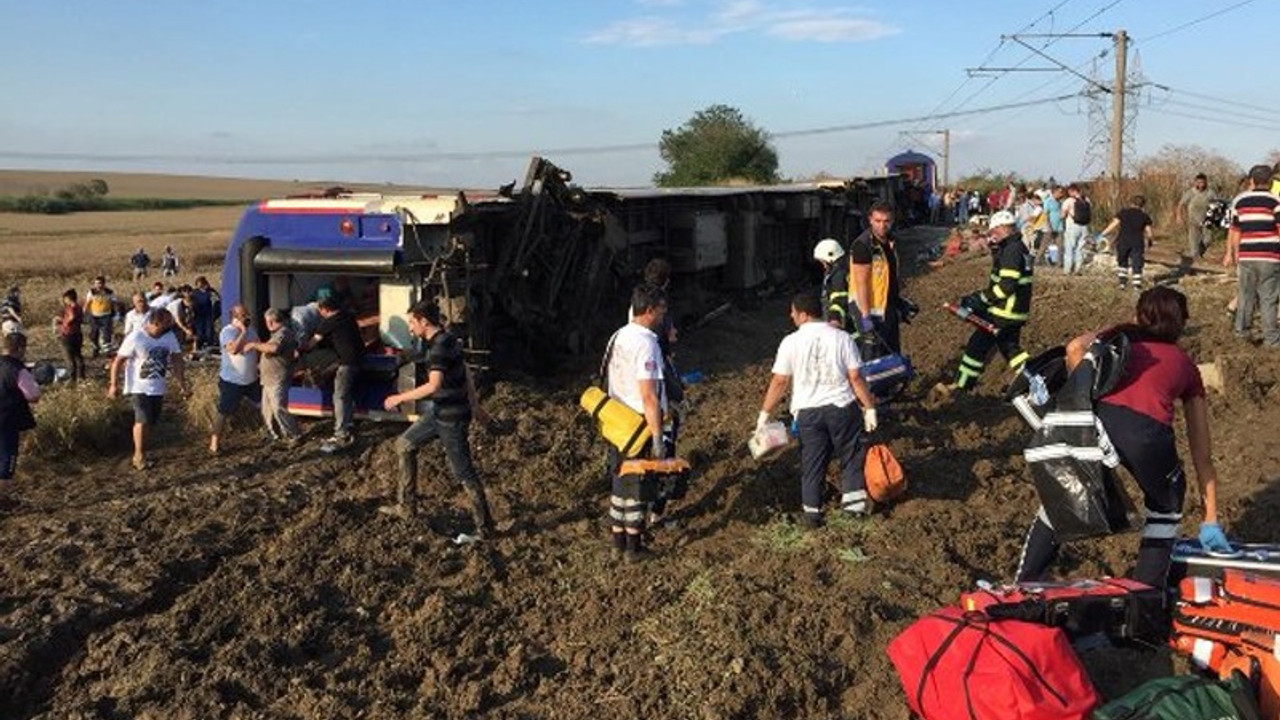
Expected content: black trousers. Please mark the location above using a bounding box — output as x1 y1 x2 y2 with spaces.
1116 241 1146 281
955 322 1026 389
1016 402 1185 587
796 404 867 515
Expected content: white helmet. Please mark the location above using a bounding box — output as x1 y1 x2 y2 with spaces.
988 210 1016 230
812 238 844 263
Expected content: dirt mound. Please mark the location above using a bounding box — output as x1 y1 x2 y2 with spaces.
4 232 1279 719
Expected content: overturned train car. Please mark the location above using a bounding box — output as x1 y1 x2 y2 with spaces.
219 157 903 422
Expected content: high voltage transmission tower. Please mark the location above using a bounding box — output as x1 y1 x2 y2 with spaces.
1082 47 1144 179
969 29 1133 200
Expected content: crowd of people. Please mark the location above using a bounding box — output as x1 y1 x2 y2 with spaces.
3 161 1280 582
598 162 1280 581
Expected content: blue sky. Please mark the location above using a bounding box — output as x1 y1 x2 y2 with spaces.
1 0 1275 189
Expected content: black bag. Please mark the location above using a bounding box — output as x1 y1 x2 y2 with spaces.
1024 338 1136 542
1072 197 1092 226
1092 670 1261 720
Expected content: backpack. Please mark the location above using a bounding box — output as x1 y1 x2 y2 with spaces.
1072 197 1092 226
864 443 906 502
887 606 1099 720
1092 671 1261 720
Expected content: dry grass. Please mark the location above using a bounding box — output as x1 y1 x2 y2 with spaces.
0 169 447 200
23 383 135 457
23 365 259 459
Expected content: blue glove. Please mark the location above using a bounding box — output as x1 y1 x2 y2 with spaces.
1198 522 1234 554
857 316 875 334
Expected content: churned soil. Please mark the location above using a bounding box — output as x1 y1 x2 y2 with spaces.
3 228 1278 719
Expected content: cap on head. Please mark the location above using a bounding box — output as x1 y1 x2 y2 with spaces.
988 210 1016 230
812 238 844 263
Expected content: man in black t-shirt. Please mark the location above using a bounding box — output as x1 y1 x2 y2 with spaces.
1100 195 1154 291
847 202 909 355
309 296 362 451
380 301 495 538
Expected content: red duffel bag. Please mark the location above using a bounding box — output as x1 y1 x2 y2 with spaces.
887 606 1099 720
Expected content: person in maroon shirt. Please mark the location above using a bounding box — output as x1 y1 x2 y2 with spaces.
1016 286 1229 588
56 289 86 382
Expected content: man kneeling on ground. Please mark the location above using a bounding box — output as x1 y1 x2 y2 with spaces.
380 301 495 539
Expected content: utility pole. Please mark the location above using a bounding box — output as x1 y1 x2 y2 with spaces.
939 129 950 188
967 30 1132 190
1108 29 1128 202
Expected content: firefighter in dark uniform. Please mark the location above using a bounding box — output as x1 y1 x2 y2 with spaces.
948 210 1033 391
813 239 851 330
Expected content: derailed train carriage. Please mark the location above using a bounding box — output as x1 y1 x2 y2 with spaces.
219 156 905 422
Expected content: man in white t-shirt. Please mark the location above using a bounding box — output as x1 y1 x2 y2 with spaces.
209 304 261 455
107 307 186 471
757 292 878 529
604 284 668 561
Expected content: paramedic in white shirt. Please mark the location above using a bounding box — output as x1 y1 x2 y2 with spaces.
757 292 878 529
604 284 668 561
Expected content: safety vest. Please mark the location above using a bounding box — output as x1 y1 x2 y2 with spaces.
979 238 1033 323
847 235 896 319
86 288 114 317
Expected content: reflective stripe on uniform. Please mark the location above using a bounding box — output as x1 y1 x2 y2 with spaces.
1008 351 1029 372
841 490 867 513
1141 509 1182 539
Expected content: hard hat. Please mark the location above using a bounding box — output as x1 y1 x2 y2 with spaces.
988 210 1016 229
812 238 844 263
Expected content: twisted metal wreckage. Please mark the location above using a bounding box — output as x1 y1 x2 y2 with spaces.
219 156 910 421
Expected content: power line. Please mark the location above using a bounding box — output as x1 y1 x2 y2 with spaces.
905 0 1071 132
0 93 1084 167
944 0 1127 117
1155 84 1280 117
1159 98 1277 127
1144 106 1280 133
1139 0 1261 43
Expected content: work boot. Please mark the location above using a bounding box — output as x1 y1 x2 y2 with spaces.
379 461 418 520
464 483 496 539
624 532 649 563
799 512 824 530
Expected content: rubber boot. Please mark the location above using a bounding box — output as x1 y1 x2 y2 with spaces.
464 482 496 539
378 451 418 519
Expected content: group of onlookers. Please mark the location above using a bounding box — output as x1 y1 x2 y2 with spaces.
130 245 180 281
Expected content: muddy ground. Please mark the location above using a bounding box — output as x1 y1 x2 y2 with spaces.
4 228 1280 719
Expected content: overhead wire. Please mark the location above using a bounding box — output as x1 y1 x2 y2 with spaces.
1153 85 1280 118
1138 0 1261 43
0 93 1085 167
878 0 1073 160
1144 107 1280 133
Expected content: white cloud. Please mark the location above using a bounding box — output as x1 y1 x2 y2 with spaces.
766 12 897 43
585 2 898 47
583 17 722 46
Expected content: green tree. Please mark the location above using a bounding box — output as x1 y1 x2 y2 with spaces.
655 104 780 187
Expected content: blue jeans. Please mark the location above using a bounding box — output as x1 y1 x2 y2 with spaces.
1062 224 1089 274
0 427 19 480
393 405 488 526
333 365 355 438
193 313 215 349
